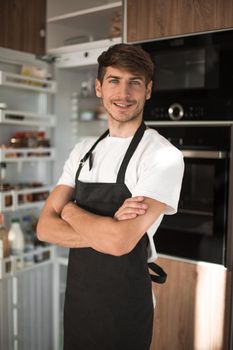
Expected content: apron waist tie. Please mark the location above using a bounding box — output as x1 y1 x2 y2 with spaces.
148 262 167 284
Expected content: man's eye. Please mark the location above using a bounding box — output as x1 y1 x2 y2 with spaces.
109 79 118 84
131 80 141 86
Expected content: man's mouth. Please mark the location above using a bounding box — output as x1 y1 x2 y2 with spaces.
113 101 134 108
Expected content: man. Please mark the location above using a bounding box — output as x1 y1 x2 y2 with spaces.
37 43 184 350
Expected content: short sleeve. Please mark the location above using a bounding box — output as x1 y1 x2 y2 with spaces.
131 145 184 215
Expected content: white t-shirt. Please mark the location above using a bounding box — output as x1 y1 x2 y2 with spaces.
57 128 184 262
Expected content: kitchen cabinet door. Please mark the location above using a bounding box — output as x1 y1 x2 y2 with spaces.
0 0 46 55
126 0 233 43
150 256 231 350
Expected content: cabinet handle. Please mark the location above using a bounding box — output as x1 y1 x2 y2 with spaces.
56 57 70 63
182 150 227 159
84 52 89 58
40 29 46 38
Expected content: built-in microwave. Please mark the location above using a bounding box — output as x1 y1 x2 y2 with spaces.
138 29 233 121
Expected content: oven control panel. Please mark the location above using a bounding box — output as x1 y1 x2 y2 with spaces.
147 104 205 121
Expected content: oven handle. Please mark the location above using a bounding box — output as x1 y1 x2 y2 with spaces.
181 150 227 159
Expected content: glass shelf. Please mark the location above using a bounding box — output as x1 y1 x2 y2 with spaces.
0 246 54 279
0 109 56 127
0 185 53 212
47 2 122 23
0 71 56 93
0 147 55 162
47 1 122 50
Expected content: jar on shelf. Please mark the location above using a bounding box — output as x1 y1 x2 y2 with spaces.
22 215 35 264
8 218 25 255
0 183 13 207
79 109 95 121
0 102 7 110
95 104 108 120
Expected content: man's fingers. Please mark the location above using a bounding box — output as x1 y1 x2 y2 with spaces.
115 207 147 220
124 196 145 204
121 200 148 211
114 196 148 221
118 207 146 215
116 213 137 221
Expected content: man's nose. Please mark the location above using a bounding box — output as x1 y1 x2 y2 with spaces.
118 82 131 98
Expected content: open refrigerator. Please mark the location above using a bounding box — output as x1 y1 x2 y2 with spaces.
0 36 121 350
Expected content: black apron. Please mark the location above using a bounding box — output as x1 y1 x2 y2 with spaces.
63 122 167 350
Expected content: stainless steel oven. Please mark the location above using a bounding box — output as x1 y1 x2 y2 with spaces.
152 125 230 266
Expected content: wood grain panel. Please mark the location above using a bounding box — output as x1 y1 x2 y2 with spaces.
21 0 46 55
147 0 178 39
0 0 46 55
127 0 178 42
126 0 139 42
126 0 233 43
216 0 233 29
191 0 216 32
150 257 231 350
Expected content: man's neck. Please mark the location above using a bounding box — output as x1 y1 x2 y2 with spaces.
108 119 142 138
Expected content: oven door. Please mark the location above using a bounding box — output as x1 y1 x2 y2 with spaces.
155 149 229 265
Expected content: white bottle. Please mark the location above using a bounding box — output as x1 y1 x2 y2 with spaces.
0 240 3 259
8 218 25 255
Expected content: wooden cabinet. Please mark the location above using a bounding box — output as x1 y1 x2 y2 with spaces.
126 0 233 42
0 0 46 55
150 256 231 350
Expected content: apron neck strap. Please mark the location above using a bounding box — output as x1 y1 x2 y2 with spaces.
117 122 146 184
75 129 109 182
75 121 147 184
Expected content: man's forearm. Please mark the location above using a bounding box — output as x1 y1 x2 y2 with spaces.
37 209 90 248
36 184 92 249
61 199 165 256
61 203 119 254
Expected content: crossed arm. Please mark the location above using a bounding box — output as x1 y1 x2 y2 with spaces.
37 184 166 256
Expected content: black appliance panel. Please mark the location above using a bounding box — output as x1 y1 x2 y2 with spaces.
139 30 233 121
153 126 230 265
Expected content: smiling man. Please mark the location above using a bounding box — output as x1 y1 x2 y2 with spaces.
96 66 152 128
37 44 184 350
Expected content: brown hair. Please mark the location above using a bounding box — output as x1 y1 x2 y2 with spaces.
97 43 154 85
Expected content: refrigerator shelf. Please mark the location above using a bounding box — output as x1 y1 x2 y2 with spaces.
0 147 55 162
0 185 53 212
0 70 56 93
0 246 54 280
0 109 56 127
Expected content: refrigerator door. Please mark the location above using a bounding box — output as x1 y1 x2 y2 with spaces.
0 47 56 350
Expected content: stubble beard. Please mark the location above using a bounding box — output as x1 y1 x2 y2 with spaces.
103 100 145 124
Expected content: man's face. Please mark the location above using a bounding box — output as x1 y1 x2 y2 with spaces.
95 66 152 124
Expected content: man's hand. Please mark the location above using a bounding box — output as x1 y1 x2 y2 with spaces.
61 201 77 222
114 196 148 221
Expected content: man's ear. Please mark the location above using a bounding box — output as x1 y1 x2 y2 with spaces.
146 81 153 100
95 79 102 98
